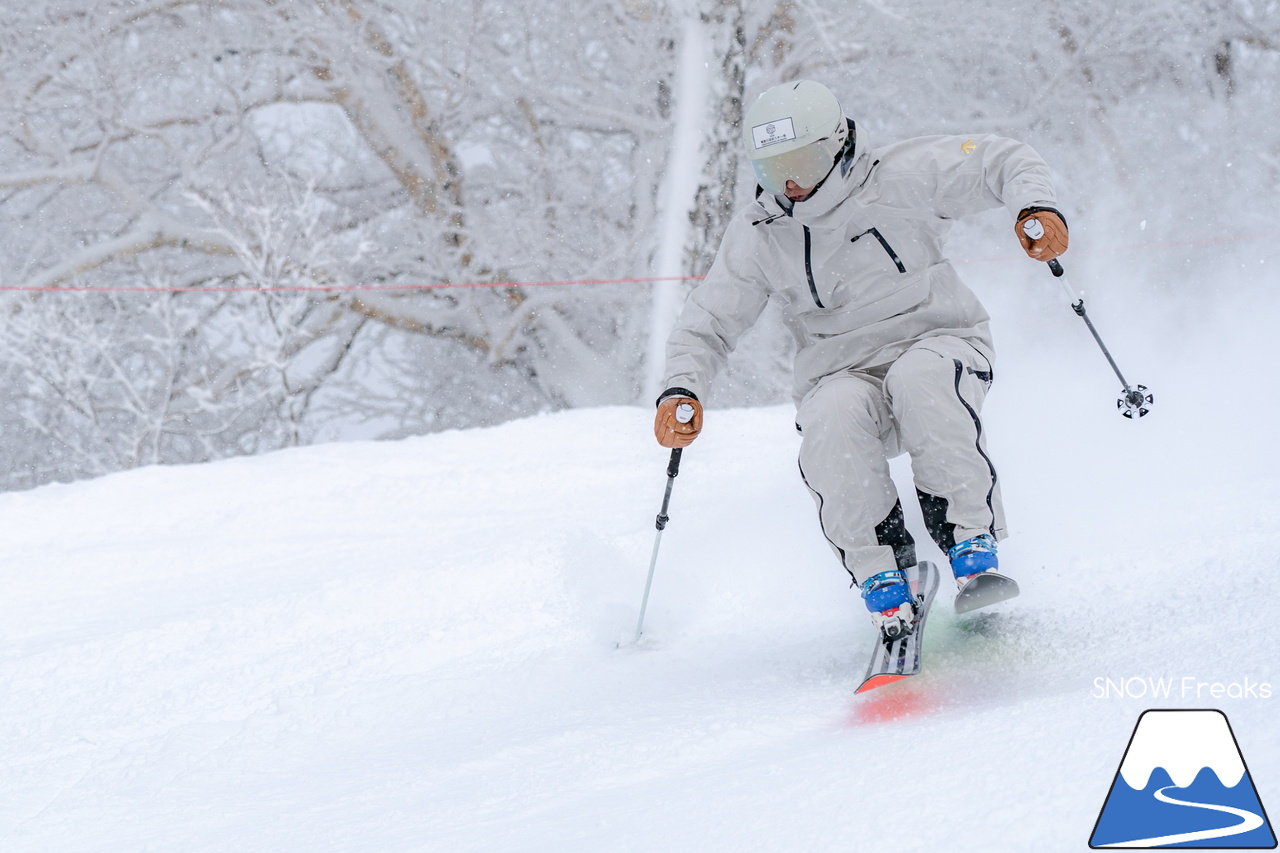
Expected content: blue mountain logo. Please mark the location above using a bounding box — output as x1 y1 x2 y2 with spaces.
1091 709 1276 848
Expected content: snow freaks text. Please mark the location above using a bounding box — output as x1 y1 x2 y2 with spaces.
1093 677 1273 701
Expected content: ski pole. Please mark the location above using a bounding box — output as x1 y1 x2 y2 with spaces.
1023 219 1154 419
633 403 694 643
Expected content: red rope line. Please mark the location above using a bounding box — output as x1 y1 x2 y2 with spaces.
0 275 705 294
2 231 1274 293
953 230 1280 265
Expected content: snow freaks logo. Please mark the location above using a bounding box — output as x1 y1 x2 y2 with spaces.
1090 710 1276 848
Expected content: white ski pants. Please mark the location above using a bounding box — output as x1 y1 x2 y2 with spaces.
795 336 1006 585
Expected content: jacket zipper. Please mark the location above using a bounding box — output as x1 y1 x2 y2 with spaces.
802 225 824 308
852 227 907 274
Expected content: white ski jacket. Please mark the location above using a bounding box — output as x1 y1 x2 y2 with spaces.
661 125 1060 405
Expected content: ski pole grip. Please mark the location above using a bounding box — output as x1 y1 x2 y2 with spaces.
666 447 683 479
1022 218 1045 241
656 448 683 529
675 403 695 424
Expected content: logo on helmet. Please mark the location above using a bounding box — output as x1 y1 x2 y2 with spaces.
752 117 797 150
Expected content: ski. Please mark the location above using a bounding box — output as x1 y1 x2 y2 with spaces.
855 560 940 694
954 571 1019 615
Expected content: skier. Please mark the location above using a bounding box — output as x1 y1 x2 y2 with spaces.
652 80 1068 641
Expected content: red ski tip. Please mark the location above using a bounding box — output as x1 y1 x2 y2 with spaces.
856 673 908 694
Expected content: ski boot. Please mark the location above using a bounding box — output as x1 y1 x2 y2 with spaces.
948 534 1019 613
861 568 916 642
947 534 998 589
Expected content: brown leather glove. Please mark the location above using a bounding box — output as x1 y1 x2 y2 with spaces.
1015 207 1069 261
654 394 703 448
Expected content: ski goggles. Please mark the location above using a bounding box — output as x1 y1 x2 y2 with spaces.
750 139 839 195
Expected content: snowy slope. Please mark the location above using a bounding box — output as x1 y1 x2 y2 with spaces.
2 283 1278 852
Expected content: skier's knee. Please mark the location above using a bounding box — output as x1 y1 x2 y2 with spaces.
887 346 952 389
798 374 884 437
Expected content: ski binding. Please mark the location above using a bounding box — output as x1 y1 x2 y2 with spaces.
856 561 940 694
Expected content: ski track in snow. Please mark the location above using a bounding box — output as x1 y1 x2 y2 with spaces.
1 282 1278 852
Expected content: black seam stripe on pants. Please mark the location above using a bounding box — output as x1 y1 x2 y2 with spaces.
952 358 998 537
797 457 849 578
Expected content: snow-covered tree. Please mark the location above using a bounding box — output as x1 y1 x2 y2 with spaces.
1 0 1276 489
0 1 674 486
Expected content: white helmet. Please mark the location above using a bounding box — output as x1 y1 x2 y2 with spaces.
743 80 849 195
